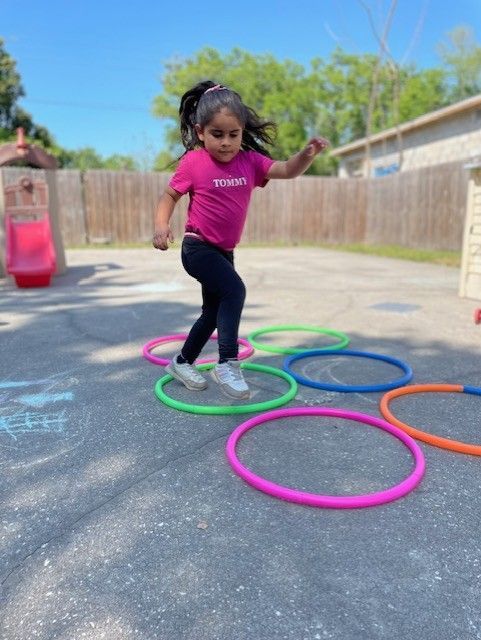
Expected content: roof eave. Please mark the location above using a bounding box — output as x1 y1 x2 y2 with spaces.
331 93 481 158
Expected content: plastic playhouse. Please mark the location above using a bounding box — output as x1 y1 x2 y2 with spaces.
5 181 56 287
1 128 64 288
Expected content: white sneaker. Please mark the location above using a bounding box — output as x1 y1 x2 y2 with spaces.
165 356 208 391
211 360 250 400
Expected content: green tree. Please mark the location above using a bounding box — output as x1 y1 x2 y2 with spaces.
397 67 447 121
437 26 481 100
55 146 138 170
0 38 23 132
1 37 140 169
153 47 323 172
153 150 176 172
152 46 449 175
0 38 55 146
309 49 446 146
102 154 138 170
57 147 104 170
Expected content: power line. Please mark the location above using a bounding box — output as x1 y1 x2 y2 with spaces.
21 98 154 113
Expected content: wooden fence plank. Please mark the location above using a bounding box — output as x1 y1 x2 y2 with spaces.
55 170 85 245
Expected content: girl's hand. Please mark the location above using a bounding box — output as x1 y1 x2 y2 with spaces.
304 137 330 157
153 225 174 251
267 136 331 179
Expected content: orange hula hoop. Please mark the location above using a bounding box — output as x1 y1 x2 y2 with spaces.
380 383 481 456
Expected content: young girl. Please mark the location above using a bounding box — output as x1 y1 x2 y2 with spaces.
153 79 329 400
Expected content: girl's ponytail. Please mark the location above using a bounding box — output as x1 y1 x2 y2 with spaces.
179 80 218 151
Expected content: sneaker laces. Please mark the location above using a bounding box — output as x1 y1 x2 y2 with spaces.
217 361 246 385
177 361 205 383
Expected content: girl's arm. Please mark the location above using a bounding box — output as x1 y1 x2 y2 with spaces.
266 137 330 180
153 186 182 250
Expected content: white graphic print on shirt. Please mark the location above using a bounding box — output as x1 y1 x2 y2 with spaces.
212 177 248 187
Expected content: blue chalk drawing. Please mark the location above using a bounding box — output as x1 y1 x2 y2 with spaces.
18 392 74 408
0 379 54 389
0 377 75 440
0 411 67 440
0 380 37 389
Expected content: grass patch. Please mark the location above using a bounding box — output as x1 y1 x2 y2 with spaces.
317 243 461 267
66 241 461 267
241 241 460 266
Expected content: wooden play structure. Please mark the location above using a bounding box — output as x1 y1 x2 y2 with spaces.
459 161 481 323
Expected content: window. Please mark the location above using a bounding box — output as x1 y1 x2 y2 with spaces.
374 163 399 177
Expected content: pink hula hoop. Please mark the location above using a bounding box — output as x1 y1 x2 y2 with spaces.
226 407 425 509
142 333 254 366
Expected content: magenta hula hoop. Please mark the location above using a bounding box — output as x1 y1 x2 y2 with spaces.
142 333 254 365
226 407 425 509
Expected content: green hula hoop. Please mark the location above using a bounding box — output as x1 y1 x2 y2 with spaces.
154 362 298 415
247 324 350 355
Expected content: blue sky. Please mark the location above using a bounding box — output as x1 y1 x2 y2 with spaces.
2 0 481 163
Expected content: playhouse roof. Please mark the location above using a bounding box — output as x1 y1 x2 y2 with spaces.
0 128 57 169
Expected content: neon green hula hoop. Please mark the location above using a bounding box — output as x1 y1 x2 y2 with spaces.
154 362 297 415
247 324 350 355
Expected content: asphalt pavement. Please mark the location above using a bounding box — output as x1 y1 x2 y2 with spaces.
1 246 481 640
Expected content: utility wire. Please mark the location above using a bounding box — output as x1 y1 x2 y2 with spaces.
21 98 153 113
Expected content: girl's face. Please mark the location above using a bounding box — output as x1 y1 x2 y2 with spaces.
195 108 243 163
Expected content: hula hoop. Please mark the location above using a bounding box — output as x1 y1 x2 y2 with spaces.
283 349 412 392
226 407 425 508
143 333 254 365
380 383 481 455
247 324 350 355
155 362 297 415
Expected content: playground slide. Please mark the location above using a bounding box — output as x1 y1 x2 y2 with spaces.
6 212 57 288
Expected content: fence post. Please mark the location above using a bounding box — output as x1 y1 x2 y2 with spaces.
45 170 67 274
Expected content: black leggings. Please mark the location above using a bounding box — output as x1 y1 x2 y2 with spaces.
180 236 246 363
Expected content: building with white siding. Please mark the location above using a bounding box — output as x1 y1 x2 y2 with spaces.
331 94 481 178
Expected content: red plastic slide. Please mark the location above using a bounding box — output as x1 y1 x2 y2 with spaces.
5 211 56 288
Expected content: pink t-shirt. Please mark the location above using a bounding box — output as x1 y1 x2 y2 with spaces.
169 148 275 250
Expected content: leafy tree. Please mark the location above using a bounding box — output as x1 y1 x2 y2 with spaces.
308 49 446 145
437 26 481 100
153 47 323 172
152 46 451 175
153 149 176 172
0 38 23 131
55 146 138 170
102 154 138 170
1 37 137 169
397 67 447 121
57 147 104 170
0 38 55 146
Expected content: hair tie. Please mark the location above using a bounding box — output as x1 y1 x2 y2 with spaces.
203 84 226 94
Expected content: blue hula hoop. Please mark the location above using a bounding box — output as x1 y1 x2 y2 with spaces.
283 348 413 393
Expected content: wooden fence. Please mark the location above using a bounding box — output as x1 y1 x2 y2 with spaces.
0 160 469 251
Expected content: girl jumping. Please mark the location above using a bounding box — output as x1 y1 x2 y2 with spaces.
153 79 329 400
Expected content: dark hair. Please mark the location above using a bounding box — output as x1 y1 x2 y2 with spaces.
178 80 276 157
